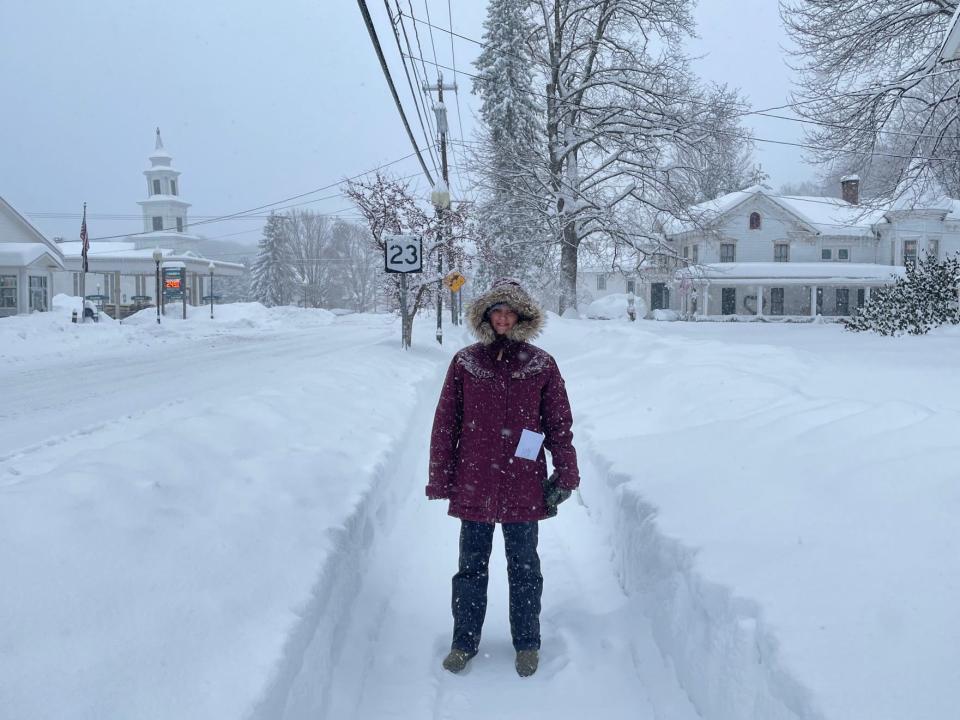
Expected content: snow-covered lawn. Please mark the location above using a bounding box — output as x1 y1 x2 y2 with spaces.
1 299 957 719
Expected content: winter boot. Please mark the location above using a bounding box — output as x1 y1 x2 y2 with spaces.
515 649 539 677
442 648 476 674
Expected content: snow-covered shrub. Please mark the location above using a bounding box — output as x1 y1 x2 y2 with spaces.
844 253 960 336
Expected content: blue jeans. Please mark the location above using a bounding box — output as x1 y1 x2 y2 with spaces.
451 520 542 654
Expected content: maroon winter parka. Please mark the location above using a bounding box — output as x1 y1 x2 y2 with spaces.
426 279 579 523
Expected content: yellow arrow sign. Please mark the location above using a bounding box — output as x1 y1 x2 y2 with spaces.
444 271 466 292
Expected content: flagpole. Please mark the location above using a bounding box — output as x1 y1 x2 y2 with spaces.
79 202 88 323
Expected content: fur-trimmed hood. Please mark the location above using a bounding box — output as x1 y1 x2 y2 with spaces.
466 278 545 344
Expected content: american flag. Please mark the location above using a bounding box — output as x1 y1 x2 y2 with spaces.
80 203 89 273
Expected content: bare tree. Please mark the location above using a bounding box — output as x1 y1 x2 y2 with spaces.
671 84 756 204
333 221 380 312
344 172 468 346
522 0 700 312
782 0 960 202
284 210 342 308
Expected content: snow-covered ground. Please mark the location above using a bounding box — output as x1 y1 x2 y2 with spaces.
1 298 957 720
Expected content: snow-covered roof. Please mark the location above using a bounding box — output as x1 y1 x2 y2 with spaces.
57 241 244 274
0 242 64 268
665 186 881 238
0 195 66 261
676 262 905 284
137 196 190 206
773 196 882 237
889 164 954 214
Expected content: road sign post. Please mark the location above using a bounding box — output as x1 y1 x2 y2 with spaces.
384 234 423 349
161 263 187 320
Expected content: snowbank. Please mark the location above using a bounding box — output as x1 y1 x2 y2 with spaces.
585 292 648 320
542 319 960 720
0 295 336 365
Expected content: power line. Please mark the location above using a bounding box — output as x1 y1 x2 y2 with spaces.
356 0 435 185
399 8 960 141
382 0 440 175
418 49 959 165
443 0 471 204
86 147 434 241
396 5 442 163
406 0 434 93
421 0 441 77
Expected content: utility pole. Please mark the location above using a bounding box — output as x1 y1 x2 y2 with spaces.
425 72 457 341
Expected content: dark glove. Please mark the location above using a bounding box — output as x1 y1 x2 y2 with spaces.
542 471 572 517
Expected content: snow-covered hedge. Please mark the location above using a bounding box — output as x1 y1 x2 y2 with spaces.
844 254 960 336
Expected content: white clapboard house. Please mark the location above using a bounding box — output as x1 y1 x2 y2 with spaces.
665 177 960 319
0 195 65 318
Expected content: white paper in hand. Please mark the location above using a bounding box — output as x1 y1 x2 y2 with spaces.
514 429 545 460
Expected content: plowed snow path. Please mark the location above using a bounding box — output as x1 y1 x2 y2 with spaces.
320 398 698 720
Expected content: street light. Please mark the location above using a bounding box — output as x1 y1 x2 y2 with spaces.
152 248 163 324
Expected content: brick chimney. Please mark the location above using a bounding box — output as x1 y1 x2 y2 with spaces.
841 175 860 205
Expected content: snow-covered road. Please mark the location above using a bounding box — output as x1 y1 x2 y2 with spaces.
0 320 385 461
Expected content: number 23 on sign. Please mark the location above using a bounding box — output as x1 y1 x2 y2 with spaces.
384 234 423 274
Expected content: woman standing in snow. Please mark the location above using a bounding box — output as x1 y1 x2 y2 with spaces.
427 277 580 677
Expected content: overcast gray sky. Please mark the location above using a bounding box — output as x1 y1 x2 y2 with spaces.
1 0 806 251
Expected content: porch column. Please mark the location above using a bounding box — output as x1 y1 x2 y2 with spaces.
702 282 710 316
756 285 763 317
114 271 121 320
865 286 872 302
810 285 818 317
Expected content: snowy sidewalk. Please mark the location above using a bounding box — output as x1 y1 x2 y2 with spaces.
277 385 699 720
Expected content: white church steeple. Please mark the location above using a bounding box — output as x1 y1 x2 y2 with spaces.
136 127 193 249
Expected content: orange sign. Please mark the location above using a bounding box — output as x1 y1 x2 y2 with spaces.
165 279 182 289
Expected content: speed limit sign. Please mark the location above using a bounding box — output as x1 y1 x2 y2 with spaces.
384 234 423 273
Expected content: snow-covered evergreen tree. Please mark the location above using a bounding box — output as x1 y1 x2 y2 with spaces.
471 0 548 291
251 212 295 307
844 253 960 335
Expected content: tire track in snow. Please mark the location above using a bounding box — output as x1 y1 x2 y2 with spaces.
0 328 386 468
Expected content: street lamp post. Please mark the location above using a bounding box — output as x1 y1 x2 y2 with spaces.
152 248 163 324
208 262 215 319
